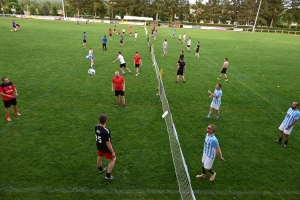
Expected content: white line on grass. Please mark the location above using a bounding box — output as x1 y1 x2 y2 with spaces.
1 186 299 195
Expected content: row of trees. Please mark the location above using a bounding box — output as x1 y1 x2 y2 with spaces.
0 0 299 27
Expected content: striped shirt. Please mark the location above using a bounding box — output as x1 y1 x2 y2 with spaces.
211 89 222 105
282 108 300 127
203 133 219 159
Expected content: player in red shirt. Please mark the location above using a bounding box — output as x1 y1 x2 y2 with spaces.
133 52 142 76
117 29 120 35
112 71 126 108
129 28 132 36
0 77 21 121
108 28 113 40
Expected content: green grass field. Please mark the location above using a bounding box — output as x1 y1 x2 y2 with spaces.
0 17 300 200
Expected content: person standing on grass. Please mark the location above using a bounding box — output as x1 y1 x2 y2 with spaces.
275 102 300 148
102 35 108 50
95 114 116 180
83 32 87 48
187 37 191 52
172 28 176 38
0 77 21 122
178 34 182 44
108 28 113 40
178 50 184 62
182 33 186 44
134 32 138 42
218 58 229 82
112 71 126 108
153 30 157 41
113 52 132 75
12 20 17 31
196 124 226 181
119 35 124 47
176 58 186 83
204 84 222 120
122 28 125 36
162 39 168 56
133 52 142 76
195 42 200 57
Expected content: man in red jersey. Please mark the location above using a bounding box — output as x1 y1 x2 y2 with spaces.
0 77 21 121
108 28 113 40
112 71 126 108
133 52 142 76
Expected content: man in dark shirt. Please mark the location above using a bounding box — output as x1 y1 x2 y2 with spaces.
95 114 116 180
176 58 186 83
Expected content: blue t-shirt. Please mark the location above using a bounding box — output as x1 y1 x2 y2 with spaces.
83 34 86 40
102 37 107 44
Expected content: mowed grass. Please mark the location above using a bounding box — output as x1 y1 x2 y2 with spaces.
0 17 300 200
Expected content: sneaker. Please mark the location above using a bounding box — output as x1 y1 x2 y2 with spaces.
282 144 287 148
274 140 282 144
217 78 221 80
6 117 11 122
99 167 107 174
214 116 219 120
105 175 114 180
204 117 210 119
123 105 127 108
210 172 216 181
135 73 139 76
225 79 228 82
175 81 178 83
196 174 205 178
129 71 132 74
122 72 125 75
15 112 21 116
183 81 186 83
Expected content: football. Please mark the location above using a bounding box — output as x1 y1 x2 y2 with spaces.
88 68 96 76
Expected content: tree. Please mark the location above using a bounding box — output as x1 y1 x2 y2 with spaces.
29 4 36 15
52 5 58 16
42 3 50 15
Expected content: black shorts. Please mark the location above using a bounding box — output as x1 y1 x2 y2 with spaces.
177 70 184 76
3 98 17 108
135 64 140 68
83 40 86 43
187 45 190 47
115 90 124 96
221 68 227 74
120 41 123 44
109 34 112 36
120 63 126 68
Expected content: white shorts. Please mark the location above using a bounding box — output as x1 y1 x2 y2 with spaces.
279 123 293 135
202 153 215 169
163 48 167 52
210 102 220 110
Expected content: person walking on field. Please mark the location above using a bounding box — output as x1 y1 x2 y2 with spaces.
176 58 186 83
112 71 126 108
162 39 168 56
133 52 142 76
218 58 229 81
0 77 21 121
196 124 226 181
95 114 116 180
275 102 300 148
204 84 222 120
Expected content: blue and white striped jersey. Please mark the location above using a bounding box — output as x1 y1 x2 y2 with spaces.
211 89 222 105
282 108 300 127
203 133 219 159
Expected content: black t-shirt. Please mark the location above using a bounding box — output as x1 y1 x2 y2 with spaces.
196 44 200 50
178 61 185 71
95 125 111 152
179 54 184 60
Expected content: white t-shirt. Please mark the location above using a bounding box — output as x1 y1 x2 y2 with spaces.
187 39 191 46
134 33 138 38
89 49 93 55
163 41 168 48
118 55 125 64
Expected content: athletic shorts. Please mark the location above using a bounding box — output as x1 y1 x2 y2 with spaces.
196 48 199 53
115 90 124 96
83 39 86 43
178 39 181 41
109 34 112 36
3 98 17 108
163 48 167 52
120 41 123 44
177 70 184 76
279 123 293 135
120 63 126 68
210 102 220 110
202 153 215 169
187 45 190 47
98 150 113 159
221 68 227 74
135 64 140 68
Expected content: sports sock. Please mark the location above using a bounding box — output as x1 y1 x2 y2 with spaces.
117 102 120 105
207 114 211 118
209 169 215 174
202 166 206 174
284 141 288 145
216 115 219 118
98 167 103 171
278 137 283 143
106 173 111 178
6 114 10 118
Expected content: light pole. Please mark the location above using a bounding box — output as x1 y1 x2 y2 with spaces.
61 0 65 20
252 0 262 32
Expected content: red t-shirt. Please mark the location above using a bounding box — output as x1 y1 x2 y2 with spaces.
134 55 141 64
109 29 112 34
0 82 15 101
112 76 124 90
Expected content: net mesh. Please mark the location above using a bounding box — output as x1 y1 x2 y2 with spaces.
144 24 196 200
